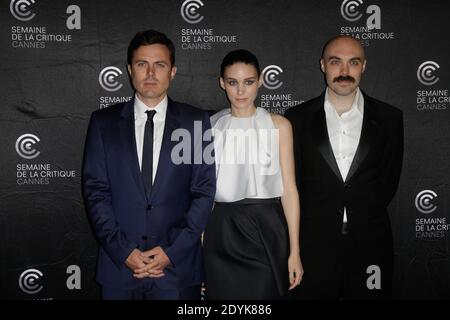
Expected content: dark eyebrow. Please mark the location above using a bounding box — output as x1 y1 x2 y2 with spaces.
327 56 363 62
134 59 169 65
225 77 257 81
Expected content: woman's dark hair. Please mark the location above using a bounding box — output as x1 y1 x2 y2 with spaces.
220 49 260 78
127 29 175 66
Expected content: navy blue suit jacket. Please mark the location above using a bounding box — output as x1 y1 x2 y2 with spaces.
82 97 216 290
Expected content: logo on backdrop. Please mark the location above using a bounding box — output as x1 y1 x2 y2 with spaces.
417 61 440 86
181 0 204 24
338 0 394 46
416 60 448 111
340 0 363 22
15 133 76 185
99 66 123 92
415 189 450 239
15 133 40 159
98 66 132 109
259 64 303 115
262 65 283 90
10 1 81 49
179 0 238 50
10 0 36 22
19 268 43 294
415 190 438 214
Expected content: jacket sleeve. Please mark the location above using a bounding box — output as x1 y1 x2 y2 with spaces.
82 112 137 269
379 109 404 206
284 108 303 190
164 111 216 267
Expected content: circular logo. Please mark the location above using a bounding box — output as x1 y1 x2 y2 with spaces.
415 190 438 214
417 61 440 86
340 0 363 22
19 269 43 294
15 133 40 159
10 0 36 22
99 66 123 92
180 0 204 24
262 65 283 90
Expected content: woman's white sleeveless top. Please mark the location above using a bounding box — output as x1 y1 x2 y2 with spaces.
210 107 283 202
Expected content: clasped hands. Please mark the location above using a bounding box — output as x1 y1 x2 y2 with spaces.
126 247 170 279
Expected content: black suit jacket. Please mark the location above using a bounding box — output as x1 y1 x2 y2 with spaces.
285 91 403 282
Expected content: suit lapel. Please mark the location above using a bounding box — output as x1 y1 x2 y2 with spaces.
119 99 147 200
150 98 180 201
311 95 344 182
346 94 380 182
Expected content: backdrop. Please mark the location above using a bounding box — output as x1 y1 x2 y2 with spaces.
1 0 449 299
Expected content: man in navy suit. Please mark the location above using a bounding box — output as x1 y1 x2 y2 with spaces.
82 30 216 299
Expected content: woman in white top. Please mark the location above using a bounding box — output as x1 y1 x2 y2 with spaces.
203 49 303 299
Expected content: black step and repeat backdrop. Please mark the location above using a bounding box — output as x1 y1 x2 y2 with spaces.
0 0 449 299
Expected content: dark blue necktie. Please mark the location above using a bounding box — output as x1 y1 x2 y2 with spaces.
142 110 156 197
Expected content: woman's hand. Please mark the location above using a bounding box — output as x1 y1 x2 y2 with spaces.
288 253 304 290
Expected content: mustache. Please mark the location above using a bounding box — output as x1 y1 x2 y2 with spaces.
333 76 355 83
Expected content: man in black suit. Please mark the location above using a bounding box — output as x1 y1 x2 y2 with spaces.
285 35 403 299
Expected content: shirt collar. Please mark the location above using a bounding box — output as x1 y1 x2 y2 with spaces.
324 87 364 118
134 94 168 119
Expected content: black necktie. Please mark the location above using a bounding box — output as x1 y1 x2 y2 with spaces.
142 110 156 197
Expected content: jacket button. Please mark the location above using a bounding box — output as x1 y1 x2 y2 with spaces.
147 205 152 210
141 236 148 240
344 183 350 188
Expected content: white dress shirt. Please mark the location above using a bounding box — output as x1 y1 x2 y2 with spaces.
324 87 364 223
134 94 167 183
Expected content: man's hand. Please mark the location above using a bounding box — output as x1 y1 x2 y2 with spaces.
125 248 151 271
133 246 171 279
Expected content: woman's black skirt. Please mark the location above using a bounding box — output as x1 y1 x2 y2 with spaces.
203 198 289 300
